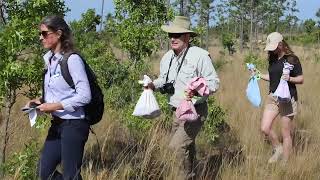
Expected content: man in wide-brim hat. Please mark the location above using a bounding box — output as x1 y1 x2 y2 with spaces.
147 16 220 179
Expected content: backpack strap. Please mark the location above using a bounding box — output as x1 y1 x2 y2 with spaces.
59 52 77 89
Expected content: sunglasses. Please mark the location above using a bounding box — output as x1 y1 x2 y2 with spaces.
39 31 54 38
168 33 184 39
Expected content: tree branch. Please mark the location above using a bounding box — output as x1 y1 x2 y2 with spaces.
0 0 6 25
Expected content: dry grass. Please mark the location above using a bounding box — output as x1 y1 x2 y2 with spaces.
3 42 320 179
214 45 320 180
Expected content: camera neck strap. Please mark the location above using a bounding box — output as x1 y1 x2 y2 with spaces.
165 45 190 83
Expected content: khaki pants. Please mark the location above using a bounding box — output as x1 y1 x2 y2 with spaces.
169 103 208 180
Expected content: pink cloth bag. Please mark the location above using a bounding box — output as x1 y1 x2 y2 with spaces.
187 77 210 96
175 100 199 121
175 77 209 122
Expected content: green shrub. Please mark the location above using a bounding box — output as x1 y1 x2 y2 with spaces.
202 97 226 144
2 141 40 180
244 53 267 70
222 33 235 55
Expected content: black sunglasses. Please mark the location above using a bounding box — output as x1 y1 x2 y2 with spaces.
168 33 184 39
39 31 54 38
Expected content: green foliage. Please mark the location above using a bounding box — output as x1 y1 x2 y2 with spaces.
288 33 318 45
70 9 101 49
0 0 68 101
304 19 316 34
244 53 267 70
222 32 235 55
202 97 226 144
107 0 170 62
1 141 40 180
103 60 153 138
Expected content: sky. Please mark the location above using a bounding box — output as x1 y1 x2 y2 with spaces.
65 0 320 23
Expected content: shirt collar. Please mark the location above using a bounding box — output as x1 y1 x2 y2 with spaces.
43 51 63 65
172 47 188 59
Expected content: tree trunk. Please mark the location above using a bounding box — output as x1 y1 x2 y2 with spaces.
249 0 254 52
0 90 15 170
0 0 6 25
180 0 189 17
99 0 105 31
240 15 244 53
205 11 209 50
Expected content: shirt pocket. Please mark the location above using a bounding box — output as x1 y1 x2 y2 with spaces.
179 63 196 81
49 72 70 91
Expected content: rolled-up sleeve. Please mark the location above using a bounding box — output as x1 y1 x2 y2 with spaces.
199 54 220 93
60 54 91 112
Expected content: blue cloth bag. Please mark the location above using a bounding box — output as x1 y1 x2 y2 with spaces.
246 63 261 107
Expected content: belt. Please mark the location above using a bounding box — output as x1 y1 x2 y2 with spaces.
171 103 206 112
52 115 65 124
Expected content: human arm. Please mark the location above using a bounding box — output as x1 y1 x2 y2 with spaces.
260 73 270 81
282 74 303 84
282 56 303 84
149 53 171 90
57 54 92 112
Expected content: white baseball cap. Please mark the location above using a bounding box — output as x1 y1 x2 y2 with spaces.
264 32 283 51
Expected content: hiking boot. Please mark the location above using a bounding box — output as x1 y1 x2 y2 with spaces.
268 145 283 163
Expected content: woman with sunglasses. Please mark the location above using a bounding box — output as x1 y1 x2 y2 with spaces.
255 32 303 164
27 15 91 179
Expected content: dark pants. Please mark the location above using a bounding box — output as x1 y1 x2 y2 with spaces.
38 118 89 180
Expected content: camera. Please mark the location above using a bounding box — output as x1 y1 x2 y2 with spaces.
159 83 175 94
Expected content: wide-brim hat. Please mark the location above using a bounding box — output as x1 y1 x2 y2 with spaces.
264 32 283 51
161 16 197 37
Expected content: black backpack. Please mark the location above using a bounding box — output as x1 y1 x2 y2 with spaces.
59 52 104 125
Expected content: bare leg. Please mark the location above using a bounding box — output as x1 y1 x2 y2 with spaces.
280 115 294 161
261 109 280 147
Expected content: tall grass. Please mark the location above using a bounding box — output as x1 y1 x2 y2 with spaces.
3 44 320 179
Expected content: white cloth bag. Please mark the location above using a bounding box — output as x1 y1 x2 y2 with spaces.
132 75 161 118
273 62 294 102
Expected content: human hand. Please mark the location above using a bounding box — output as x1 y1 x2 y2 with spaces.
185 90 196 101
37 103 63 113
281 74 290 81
26 99 41 108
145 82 155 90
249 68 257 77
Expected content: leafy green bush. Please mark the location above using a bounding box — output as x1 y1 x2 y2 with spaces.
202 97 226 144
222 33 235 55
244 53 267 70
2 141 40 180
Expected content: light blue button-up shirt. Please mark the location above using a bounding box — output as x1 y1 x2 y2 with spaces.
43 51 91 120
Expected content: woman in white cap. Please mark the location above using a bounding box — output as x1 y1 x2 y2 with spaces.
256 32 303 164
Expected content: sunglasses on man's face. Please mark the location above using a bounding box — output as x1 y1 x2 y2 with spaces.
39 31 54 38
168 33 184 39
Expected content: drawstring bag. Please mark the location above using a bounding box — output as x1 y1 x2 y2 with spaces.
132 75 161 119
175 77 209 122
175 100 199 121
273 62 294 102
246 63 261 107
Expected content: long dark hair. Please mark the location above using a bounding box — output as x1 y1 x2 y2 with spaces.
268 40 295 63
282 40 294 55
40 15 74 53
